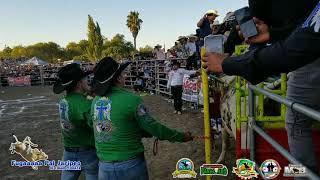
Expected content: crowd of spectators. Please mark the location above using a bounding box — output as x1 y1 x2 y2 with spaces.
0 58 95 86
0 10 233 89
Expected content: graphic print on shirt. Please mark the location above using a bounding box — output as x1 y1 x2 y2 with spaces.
93 97 113 143
58 98 73 132
303 2 320 32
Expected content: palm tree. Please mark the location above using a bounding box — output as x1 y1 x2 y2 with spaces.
126 11 143 49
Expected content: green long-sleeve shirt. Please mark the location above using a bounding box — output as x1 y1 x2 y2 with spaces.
58 92 95 148
90 86 184 161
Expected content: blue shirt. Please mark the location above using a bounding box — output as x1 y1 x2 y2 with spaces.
199 18 212 38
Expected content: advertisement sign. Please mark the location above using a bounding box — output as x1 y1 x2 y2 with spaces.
7 76 31 86
182 75 201 103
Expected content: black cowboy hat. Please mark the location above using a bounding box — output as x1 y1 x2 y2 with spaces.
53 63 92 94
92 57 131 96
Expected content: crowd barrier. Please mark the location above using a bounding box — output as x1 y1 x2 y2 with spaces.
248 85 320 179
124 58 188 96
1 59 187 89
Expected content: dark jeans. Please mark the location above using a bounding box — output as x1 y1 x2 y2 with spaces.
99 155 149 180
171 85 183 111
61 149 99 180
285 58 320 178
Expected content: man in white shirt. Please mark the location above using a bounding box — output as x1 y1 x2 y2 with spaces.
167 61 197 115
153 45 165 60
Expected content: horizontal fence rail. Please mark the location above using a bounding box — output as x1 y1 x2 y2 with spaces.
249 85 320 123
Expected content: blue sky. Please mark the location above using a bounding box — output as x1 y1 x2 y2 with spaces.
0 0 247 50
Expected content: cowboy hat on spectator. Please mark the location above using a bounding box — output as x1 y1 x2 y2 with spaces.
177 36 187 41
188 34 198 40
206 10 219 17
212 20 220 26
210 20 221 29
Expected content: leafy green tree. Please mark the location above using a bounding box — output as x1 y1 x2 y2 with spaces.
86 15 103 61
25 42 64 63
103 34 135 60
11 45 28 58
139 45 153 54
78 40 89 51
126 11 143 49
65 42 83 60
138 45 153 58
95 23 103 61
0 46 13 58
86 15 96 61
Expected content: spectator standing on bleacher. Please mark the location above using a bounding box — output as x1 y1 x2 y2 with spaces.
176 36 189 59
197 10 219 45
185 35 199 70
153 45 165 60
167 61 197 115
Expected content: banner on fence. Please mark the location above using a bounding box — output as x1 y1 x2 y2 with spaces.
7 76 31 86
182 75 201 103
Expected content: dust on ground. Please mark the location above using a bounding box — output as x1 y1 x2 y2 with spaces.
0 86 235 180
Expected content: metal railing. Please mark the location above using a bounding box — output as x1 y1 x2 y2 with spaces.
248 84 320 180
124 58 188 96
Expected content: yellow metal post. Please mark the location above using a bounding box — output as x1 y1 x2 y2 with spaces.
280 73 287 119
201 47 212 180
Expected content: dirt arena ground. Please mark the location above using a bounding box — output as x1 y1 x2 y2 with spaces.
0 86 235 180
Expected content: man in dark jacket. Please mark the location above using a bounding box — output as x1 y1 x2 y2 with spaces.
203 1 320 175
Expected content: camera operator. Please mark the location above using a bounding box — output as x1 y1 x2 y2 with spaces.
203 1 320 175
224 0 318 55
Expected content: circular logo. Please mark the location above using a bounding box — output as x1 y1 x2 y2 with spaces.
172 158 197 178
260 159 281 179
177 158 194 171
60 121 72 130
96 121 112 133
